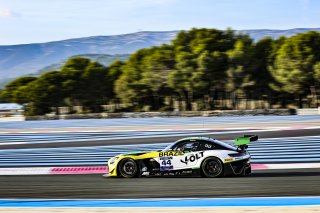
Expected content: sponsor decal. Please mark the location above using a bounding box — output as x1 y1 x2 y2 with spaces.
142 171 150 176
159 151 184 157
160 157 172 160
205 144 212 149
160 157 173 171
160 157 172 165
180 152 204 165
160 166 173 171
224 158 234 162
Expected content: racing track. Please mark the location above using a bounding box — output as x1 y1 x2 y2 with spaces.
0 127 320 198
1 128 320 150
0 116 319 199
0 169 320 198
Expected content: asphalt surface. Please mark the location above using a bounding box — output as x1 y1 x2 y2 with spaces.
0 116 319 198
2 128 320 150
0 169 319 198
1 115 319 129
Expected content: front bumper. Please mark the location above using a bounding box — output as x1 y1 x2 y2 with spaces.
106 161 118 177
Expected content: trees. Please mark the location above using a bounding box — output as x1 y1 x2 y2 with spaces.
80 62 110 111
168 28 240 110
1 56 120 115
2 28 320 115
0 76 37 104
139 45 175 110
60 57 111 112
314 62 320 83
114 49 153 109
270 31 320 107
225 38 255 108
25 71 64 115
168 51 196 110
251 37 275 94
60 57 90 106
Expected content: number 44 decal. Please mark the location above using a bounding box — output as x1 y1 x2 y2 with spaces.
160 157 172 166
161 159 172 166
160 157 173 171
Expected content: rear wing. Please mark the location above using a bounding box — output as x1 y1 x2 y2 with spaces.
234 135 258 151
235 135 258 146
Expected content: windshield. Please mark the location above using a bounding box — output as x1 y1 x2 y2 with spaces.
162 143 175 152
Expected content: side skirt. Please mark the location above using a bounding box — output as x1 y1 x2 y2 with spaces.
144 168 200 177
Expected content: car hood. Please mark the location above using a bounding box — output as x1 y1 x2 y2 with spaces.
120 151 150 156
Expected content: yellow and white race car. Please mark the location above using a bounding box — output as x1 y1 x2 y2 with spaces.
106 135 258 178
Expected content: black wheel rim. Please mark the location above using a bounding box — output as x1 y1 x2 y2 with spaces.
123 161 136 175
205 160 221 176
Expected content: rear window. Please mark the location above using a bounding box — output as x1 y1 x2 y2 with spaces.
198 142 215 150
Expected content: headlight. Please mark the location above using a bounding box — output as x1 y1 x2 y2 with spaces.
108 157 119 165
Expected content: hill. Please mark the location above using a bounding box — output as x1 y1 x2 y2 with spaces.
33 54 129 76
0 31 178 79
1 28 320 87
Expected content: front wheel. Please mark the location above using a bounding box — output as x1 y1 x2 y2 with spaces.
118 158 139 178
201 157 223 178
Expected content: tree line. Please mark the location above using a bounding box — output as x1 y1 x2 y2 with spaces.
1 28 320 115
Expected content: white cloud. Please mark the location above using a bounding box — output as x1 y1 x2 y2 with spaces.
0 8 13 17
0 8 20 18
129 0 175 5
107 0 176 8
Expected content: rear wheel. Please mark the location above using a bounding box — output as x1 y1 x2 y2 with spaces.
201 157 223 178
118 158 139 178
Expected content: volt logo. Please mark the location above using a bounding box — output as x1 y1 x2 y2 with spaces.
180 152 204 165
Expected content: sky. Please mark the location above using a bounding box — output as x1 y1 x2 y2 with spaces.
0 0 319 45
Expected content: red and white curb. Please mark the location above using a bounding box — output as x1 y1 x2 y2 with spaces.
252 163 320 170
1 163 320 175
0 166 108 175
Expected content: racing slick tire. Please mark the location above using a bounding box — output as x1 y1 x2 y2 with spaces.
201 157 223 178
118 158 139 178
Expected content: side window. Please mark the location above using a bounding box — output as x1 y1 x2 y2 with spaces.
198 142 215 151
173 141 199 152
183 142 199 152
172 142 185 151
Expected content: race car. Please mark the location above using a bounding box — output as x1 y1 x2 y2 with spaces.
106 135 258 178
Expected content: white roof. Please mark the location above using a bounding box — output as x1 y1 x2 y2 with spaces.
0 103 23 110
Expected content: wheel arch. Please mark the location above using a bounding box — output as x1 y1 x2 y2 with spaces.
200 156 224 177
199 151 225 167
117 157 141 178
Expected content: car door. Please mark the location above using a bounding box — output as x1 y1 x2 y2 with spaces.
158 150 184 171
157 140 207 171
170 141 205 170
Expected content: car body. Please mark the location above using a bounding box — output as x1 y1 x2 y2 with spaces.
106 135 258 178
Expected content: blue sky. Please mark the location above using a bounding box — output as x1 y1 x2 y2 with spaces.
0 0 319 45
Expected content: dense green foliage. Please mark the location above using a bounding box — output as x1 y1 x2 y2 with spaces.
1 28 320 115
